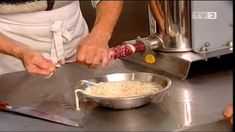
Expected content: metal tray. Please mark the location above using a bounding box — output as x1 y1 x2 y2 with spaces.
76 72 171 109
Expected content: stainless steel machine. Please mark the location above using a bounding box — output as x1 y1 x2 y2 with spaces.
123 1 233 79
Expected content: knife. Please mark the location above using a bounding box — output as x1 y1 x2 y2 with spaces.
0 102 80 127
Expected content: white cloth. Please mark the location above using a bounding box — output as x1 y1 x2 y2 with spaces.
0 1 89 75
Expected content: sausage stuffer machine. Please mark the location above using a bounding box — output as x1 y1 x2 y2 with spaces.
114 1 233 79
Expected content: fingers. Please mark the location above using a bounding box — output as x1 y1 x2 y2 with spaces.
76 45 88 63
35 58 55 73
223 104 233 124
89 51 101 68
85 49 96 65
223 104 233 119
77 45 96 65
76 32 111 68
77 45 109 68
79 48 109 69
100 51 109 68
23 52 56 75
27 65 53 75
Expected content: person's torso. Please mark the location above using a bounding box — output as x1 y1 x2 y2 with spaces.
0 0 74 14
0 1 89 74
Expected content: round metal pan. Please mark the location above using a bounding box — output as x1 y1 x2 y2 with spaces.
77 72 171 109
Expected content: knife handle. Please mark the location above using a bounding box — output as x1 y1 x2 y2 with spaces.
0 102 11 110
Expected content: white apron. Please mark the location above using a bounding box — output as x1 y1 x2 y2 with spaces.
0 1 89 75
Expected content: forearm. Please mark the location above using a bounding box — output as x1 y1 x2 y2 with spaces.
91 1 123 39
0 34 27 59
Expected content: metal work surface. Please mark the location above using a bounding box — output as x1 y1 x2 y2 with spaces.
0 59 233 131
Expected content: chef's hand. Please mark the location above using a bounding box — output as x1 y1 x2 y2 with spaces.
223 104 233 124
76 31 110 68
76 1 122 69
0 34 55 76
20 49 56 75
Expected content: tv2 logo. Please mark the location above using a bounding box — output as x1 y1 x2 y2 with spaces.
192 12 217 19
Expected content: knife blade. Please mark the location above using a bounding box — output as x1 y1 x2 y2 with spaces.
0 102 80 127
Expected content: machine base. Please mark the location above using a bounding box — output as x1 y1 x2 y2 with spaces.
123 48 233 79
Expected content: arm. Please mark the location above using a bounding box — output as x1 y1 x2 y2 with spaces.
0 34 55 75
76 1 123 68
0 33 26 59
92 1 123 39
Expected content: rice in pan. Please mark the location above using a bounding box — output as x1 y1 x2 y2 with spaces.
83 80 162 98
75 80 163 110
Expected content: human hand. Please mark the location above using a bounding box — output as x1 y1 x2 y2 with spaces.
20 49 56 75
76 31 110 68
223 104 233 124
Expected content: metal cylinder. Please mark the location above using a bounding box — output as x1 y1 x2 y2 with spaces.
149 1 192 52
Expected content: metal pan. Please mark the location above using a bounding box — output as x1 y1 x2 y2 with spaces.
76 72 171 109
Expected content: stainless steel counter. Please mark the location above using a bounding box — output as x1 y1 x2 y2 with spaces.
0 58 233 131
